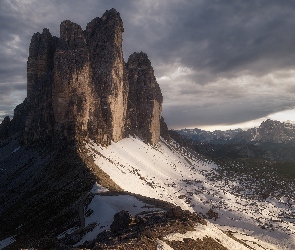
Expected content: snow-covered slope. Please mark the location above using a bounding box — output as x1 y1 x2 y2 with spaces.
86 136 294 249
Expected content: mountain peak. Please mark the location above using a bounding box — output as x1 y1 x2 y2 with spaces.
0 10 166 146
127 51 152 68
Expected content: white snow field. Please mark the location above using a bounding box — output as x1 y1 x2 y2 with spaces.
85 136 295 249
74 192 162 246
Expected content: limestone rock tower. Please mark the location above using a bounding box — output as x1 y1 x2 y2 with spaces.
1 9 166 147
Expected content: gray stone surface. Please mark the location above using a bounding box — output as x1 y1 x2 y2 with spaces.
85 9 128 145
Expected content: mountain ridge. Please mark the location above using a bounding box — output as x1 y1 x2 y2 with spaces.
175 119 295 162
176 119 295 144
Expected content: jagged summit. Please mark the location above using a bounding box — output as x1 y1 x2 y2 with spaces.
58 20 86 50
101 8 123 29
127 52 152 67
0 8 166 146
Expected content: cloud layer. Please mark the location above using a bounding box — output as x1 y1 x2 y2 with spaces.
1 0 295 129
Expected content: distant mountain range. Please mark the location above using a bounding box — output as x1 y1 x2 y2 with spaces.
176 119 295 144
175 119 295 162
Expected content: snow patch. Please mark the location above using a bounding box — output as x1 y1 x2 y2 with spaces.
12 146 20 154
90 182 109 194
0 236 16 249
156 239 174 250
164 222 275 250
76 194 161 246
57 227 79 239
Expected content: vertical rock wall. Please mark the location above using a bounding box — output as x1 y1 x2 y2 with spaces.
85 9 128 144
25 29 58 144
52 21 91 143
126 52 163 145
10 8 164 147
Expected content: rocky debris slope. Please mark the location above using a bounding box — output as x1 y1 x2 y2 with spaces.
92 206 206 250
0 139 122 249
54 186 231 250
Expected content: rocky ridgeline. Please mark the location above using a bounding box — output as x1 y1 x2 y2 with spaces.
237 119 295 143
177 119 295 144
0 8 165 146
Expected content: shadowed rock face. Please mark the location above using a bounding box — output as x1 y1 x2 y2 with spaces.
1 8 165 147
126 52 163 145
53 20 91 143
25 28 58 144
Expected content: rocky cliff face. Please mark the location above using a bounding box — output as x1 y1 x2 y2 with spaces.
53 20 91 143
255 119 295 143
85 9 128 145
0 8 165 146
25 29 58 144
126 52 163 144
0 8 169 249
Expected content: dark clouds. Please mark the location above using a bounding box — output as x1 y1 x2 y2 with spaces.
1 0 295 128
135 1 295 75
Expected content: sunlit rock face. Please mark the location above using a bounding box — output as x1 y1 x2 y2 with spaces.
3 9 164 147
85 9 128 145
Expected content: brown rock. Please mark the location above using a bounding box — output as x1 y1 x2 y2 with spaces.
52 20 91 143
126 52 163 145
85 9 128 145
206 208 218 221
6 8 165 147
110 210 133 233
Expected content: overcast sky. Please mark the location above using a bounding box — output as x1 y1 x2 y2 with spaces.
1 0 295 130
